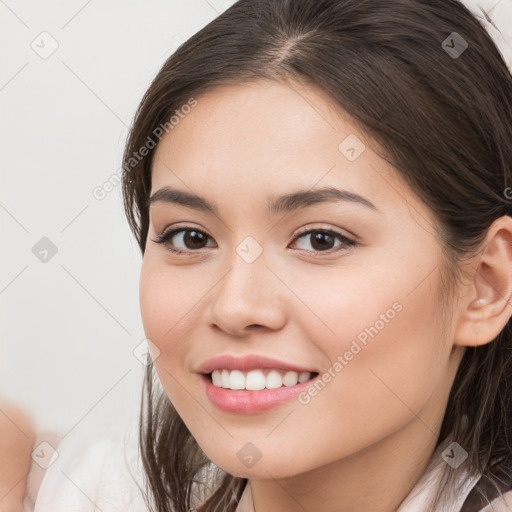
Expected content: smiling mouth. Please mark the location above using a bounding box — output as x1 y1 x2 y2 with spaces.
207 368 319 391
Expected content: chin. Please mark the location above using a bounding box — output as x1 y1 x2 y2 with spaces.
200 446 309 480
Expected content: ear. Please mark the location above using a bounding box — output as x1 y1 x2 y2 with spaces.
453 215 512 347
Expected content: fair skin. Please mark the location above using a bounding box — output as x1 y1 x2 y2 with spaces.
140 79 512 512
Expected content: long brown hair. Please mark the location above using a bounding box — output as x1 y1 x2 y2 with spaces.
121 1 512 510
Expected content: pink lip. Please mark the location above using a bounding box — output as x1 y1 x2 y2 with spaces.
200 374 318 414
196 354 316 374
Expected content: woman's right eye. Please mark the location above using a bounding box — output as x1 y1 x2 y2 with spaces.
151 227 216 254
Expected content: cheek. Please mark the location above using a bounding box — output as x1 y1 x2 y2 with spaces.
139 258 221 439
139 258 191 366
139 260 197 414
139 261 168 345
298 268 448 438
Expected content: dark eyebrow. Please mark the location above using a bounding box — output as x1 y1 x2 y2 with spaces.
147 185 378 214
148 187 220 214
267 186 378 214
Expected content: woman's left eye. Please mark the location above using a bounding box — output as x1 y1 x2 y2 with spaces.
151 226 356 255
291 229 356 254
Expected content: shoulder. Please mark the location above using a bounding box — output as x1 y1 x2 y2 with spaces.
32 421 149 512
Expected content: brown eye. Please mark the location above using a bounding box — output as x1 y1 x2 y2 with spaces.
151 227 215 254
291 229 356 254
180 230 209 249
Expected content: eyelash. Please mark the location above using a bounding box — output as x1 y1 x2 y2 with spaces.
151 225 357 257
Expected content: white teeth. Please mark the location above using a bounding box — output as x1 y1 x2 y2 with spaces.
266 370 283 389
282 371 298 386
246 370 266 390
221 369 230 388
298 371 310 383
229 370 245 390
212 370 222 387
210 369 313 390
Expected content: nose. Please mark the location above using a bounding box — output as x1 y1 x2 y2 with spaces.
208 249 288 336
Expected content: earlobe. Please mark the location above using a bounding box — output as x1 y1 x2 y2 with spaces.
468 297 489 309
453 216 512 348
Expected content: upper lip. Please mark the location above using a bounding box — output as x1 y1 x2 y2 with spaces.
196 354 317 374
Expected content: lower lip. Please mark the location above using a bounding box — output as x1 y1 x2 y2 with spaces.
201 374 318 414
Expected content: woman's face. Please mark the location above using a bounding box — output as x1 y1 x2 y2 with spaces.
140 79 464 479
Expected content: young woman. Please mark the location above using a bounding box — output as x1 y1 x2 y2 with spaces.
32 0 512 511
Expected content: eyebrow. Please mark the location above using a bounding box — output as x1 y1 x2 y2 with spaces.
147 185 379 214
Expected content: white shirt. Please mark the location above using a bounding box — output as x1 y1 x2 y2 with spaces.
33 421 512 512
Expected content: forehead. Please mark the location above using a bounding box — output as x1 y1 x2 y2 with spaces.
150 80 425 221
153 80 357 174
